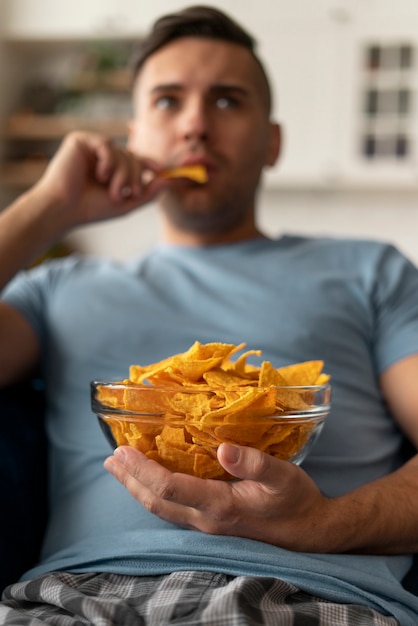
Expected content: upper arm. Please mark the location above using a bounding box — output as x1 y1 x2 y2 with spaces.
379 353 418 449
0 301 41 388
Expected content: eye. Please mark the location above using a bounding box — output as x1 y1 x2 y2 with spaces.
216 96 239 109
155 95 178 110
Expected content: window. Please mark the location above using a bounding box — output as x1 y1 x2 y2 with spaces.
359 42 414 161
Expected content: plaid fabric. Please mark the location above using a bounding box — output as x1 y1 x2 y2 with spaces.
0 571 399 626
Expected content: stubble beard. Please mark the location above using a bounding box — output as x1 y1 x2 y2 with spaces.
159 187 257 236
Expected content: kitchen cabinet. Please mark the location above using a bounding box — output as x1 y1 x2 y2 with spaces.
330 8 418 188
0 38 133 189
264 1 418 189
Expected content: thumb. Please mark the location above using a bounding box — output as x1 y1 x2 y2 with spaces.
217 443 280 482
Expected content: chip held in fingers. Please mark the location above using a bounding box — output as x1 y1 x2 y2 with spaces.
91 341 331 480
162 164 208 183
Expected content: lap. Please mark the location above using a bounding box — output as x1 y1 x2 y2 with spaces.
0 571 399 626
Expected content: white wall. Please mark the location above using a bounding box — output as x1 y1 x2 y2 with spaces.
257 188 418 265
68 183 418 266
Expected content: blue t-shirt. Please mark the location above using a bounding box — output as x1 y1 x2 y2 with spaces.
3 236 418 625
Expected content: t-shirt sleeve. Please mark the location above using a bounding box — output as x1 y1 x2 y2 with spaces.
372 244 418 373
1 256 82 347
1 267 49 345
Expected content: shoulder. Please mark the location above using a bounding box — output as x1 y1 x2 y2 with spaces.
280 233 395 254
2 255 131 304
27 254 127 284
279 234 415 269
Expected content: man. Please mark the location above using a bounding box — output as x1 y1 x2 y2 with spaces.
1 5 418 625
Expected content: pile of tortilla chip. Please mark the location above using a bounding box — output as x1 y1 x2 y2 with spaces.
96 341 330 480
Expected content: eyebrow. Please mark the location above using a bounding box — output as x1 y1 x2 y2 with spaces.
150 83 251 99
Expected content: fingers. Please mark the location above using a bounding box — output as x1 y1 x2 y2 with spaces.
104 447 208 529
103 445 271 537
104 444 274 516
92 140 158 203
217 443 285 487
97 149 141 201
60 131 169 206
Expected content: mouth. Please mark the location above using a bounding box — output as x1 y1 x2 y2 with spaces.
162 164 209 184
178 154 217 175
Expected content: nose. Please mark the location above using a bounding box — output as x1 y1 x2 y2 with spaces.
178 97 209 144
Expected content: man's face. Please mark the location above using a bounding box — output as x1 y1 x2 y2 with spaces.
128 37 280 235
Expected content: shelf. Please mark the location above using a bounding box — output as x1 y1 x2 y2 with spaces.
68 69 131 93
0 36 135 195
3 113 128 140
0 159 48 188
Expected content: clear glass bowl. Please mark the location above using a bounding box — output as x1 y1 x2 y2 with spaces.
91 382 331 480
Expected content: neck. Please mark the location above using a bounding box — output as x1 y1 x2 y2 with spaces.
159 216 267 247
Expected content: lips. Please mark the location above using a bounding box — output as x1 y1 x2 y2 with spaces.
178 155 216 175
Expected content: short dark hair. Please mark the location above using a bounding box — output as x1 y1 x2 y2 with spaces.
130 5 273 112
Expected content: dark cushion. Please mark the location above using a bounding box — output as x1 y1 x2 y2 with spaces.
0 377 48 593
403 554 418 595
399 438 418 595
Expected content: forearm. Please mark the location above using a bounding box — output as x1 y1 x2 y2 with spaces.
0 187 67 290
0 131 167 292
316 454 418 555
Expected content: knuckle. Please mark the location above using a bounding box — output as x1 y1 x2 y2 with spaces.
201 497 237 534
203 515 227 534
141 493 161 517
155 479 177 502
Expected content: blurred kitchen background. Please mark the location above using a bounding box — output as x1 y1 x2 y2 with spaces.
1 0 418 263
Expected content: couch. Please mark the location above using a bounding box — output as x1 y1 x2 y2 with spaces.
0 377 48 592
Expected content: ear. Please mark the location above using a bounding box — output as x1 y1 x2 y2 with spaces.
265 122 281 167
